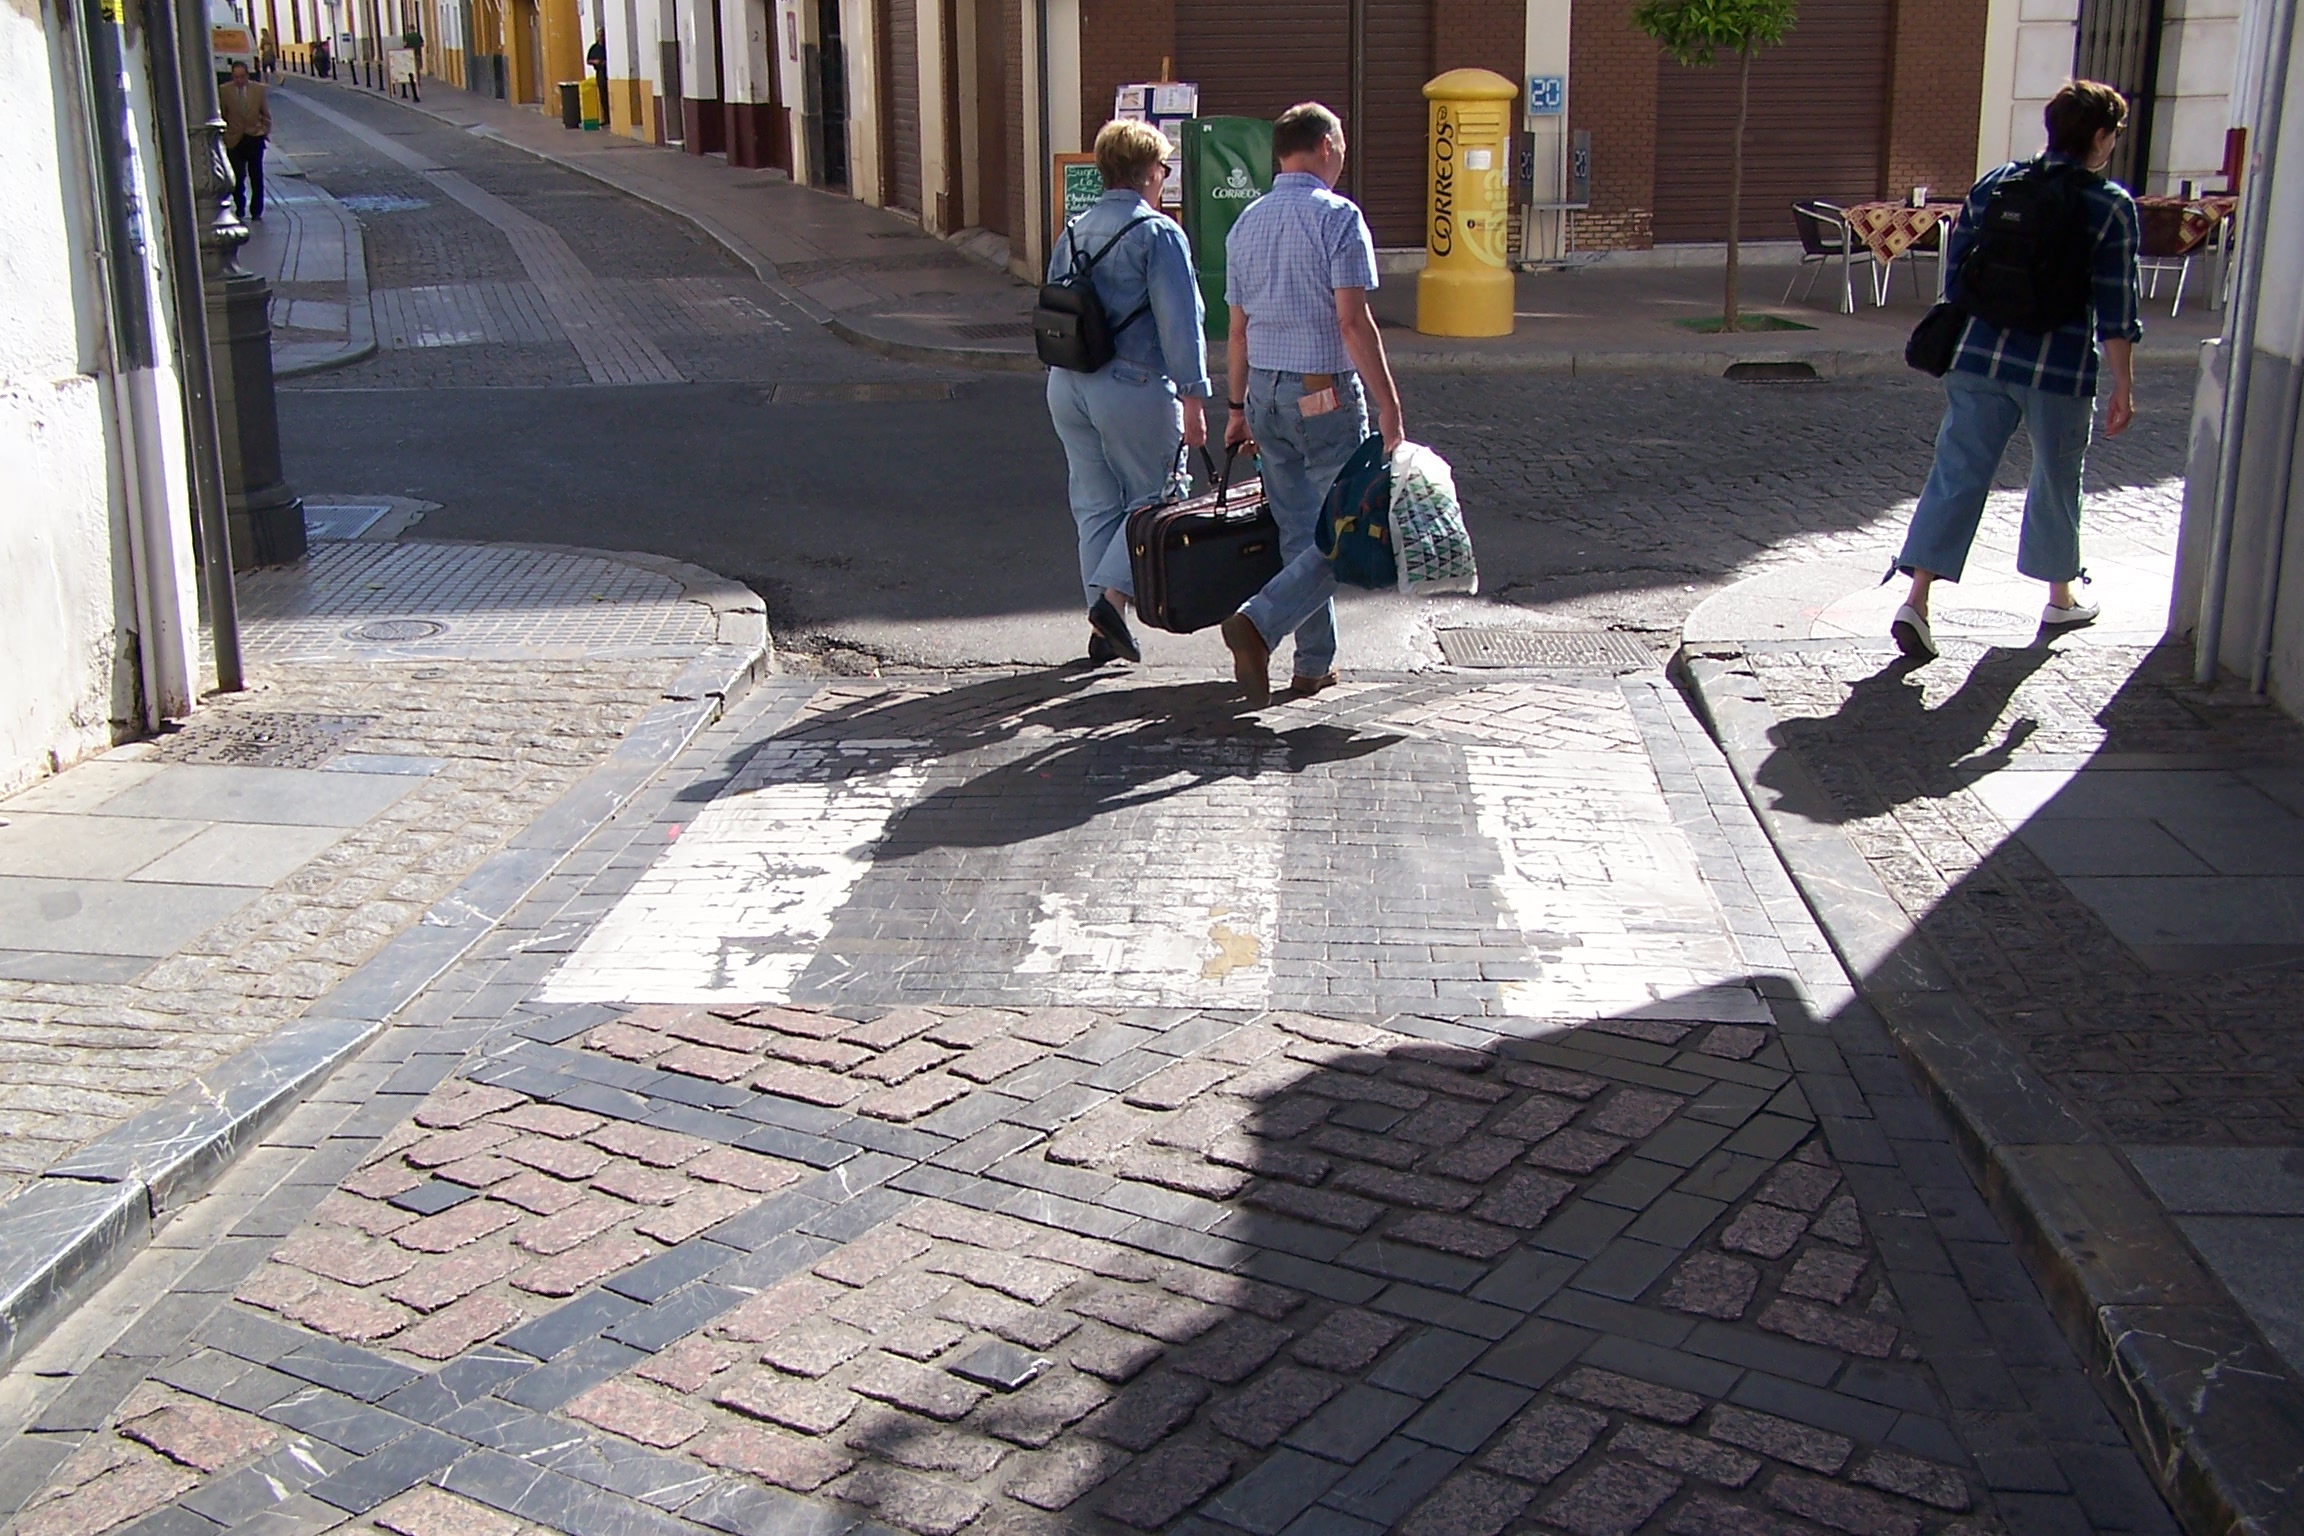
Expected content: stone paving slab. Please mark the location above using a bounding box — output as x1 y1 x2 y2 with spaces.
0 672 2179 1536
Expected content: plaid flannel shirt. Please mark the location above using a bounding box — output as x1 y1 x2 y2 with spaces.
1948 153 2143 398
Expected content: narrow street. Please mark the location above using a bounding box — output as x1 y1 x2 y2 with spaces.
0 71 2228 1536
263 82 2193 670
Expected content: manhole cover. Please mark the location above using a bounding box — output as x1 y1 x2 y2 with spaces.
1936 608 2035 630
151 712 376 769
1436 628 1659 670
344 618 449 642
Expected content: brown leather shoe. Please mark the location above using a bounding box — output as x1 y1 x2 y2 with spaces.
1220 613 1271 707
1288 671 1340 696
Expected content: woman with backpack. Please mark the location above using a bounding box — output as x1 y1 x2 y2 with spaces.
1888 79 2142 662
1043 119 1210 666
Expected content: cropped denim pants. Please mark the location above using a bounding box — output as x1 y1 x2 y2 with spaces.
1046 360 1187 605
1897 370 2095 585
1237 368 1370 679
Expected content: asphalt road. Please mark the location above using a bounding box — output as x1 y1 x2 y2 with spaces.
273 89 2193 671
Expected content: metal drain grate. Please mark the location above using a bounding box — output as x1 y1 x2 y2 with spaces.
1436 627 1659 670
947 321 1024 340
345 618 449 642
151 712 377 768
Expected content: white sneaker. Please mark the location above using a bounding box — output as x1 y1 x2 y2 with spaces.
1891 603 1938 661
2042 599 2100 628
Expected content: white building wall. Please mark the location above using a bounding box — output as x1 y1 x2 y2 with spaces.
2 0 198 794
2151 0 2244 192
1979 0 2078 172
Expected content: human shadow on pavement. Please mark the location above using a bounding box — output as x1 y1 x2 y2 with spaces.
1751 643 2057 823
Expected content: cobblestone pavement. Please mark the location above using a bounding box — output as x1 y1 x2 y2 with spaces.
1740 639 2304 1149
0 672 2180 1536
270 86 936 392
0 542 733 1199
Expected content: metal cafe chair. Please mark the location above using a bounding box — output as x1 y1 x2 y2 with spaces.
2138 211 2198 317
1785 201 1874 315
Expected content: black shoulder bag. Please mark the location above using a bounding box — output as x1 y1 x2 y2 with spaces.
1034 214 1156 373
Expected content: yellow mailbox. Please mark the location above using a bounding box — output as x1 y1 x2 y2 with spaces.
1417 68 1518 337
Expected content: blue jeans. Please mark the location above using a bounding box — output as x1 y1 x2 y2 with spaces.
1898 370 2095 585
1046 362 1186 604
1238 368 1369 678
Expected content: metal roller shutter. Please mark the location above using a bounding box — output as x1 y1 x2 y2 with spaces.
1651 0 1892 244
1174 0 1432 247
879 0 922 212
1355 0 1434 247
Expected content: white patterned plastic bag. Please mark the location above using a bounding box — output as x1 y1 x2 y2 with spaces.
1388 442 1477 596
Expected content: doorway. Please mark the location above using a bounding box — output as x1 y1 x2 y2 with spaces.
2075 0 2164 192
517 0 541 100
817 0 849 189
972 0 1006 234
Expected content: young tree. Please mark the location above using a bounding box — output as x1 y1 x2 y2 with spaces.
1634 0 1798 332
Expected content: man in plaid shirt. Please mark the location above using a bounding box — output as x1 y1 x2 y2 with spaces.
1890 80 2142 662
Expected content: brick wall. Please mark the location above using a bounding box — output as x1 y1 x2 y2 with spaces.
1572 0 1657 248
1079 0 1173 137
1884 0 1986 199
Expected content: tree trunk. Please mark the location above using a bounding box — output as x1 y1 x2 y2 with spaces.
1725 41 1752 333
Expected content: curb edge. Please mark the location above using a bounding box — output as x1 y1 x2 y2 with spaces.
1673 644 2304 1536
0 566 769 1377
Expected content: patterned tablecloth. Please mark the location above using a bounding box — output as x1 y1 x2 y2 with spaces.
1841 201 1962 264
2135 194 2238 257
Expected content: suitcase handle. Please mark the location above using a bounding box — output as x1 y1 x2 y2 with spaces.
1196 443 1254 507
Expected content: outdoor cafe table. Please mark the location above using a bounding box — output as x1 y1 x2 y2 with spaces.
2136 194 2239 310
1841 200 1963 301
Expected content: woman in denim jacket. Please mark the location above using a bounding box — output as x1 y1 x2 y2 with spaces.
1045 120 1211 664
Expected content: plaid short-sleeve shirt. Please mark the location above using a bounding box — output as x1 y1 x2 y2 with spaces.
1948 154 2143 398
1223 172 1379 375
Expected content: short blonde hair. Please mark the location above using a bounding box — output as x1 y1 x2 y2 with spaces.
1095 119 1171 190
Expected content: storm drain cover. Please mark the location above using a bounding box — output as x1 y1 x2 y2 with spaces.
152 711 376 769
344 618 449 642
948 321 1023 340
1936 608 2035 630
1436 627 1659 671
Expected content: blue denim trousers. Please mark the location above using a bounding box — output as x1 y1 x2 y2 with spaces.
1238 368 1370 678
1046 361 1186 604
1898 370 2096 585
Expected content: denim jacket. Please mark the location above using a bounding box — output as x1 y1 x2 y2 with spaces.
1047 189 1211 397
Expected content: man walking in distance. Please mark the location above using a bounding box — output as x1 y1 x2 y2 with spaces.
220 60 271 221
1889 80 2141 662
1218 102 1406 706
588 29 611 128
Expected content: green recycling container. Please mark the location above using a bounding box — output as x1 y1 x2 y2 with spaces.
1180 117 1274 342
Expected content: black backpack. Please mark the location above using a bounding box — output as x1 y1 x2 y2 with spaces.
1954 158 2099 335
1034 213 1156 372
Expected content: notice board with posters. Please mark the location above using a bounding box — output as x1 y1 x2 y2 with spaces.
1115 81 1195 208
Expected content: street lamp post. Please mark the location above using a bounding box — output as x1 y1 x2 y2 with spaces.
186 3 306 568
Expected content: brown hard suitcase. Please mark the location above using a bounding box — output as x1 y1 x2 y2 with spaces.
1127 446 1284 634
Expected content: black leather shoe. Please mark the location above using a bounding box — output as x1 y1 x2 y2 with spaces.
1088 595 1140 663
1087 632 1119 665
